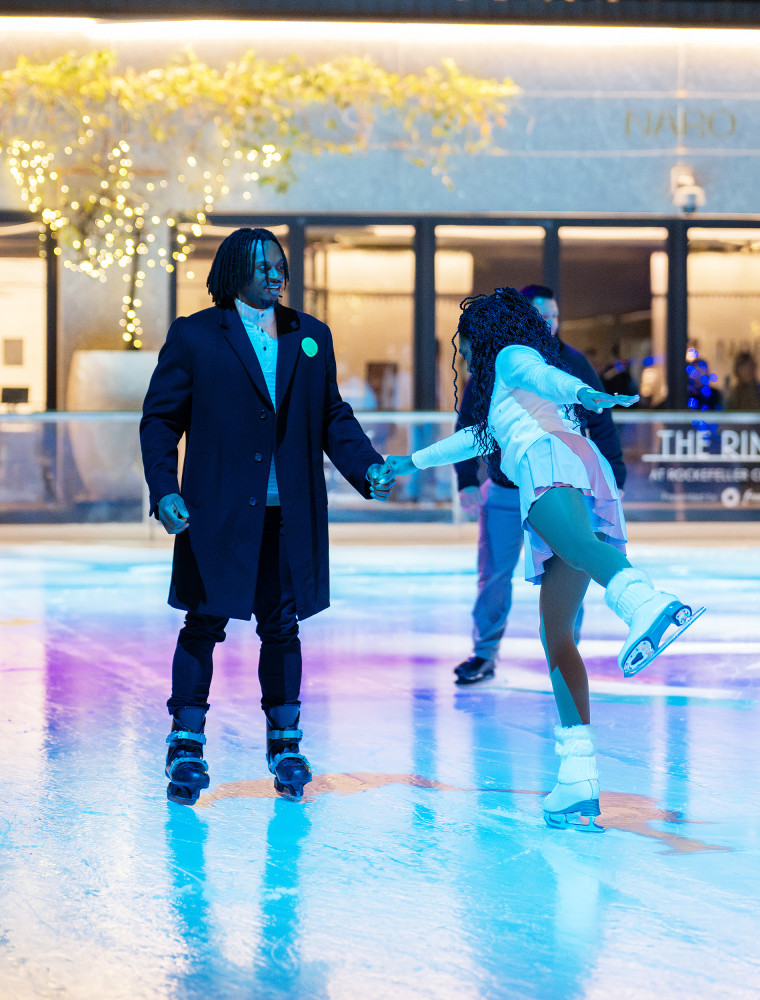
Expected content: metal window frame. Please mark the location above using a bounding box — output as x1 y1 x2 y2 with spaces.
172 210 760 411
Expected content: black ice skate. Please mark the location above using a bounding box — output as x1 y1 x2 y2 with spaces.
165 713 210 806
266 713 312 801
454 655 496 685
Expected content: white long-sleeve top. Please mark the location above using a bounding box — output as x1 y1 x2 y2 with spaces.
412 345 589 482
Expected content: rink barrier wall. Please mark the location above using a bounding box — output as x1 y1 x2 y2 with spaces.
0 410 759 524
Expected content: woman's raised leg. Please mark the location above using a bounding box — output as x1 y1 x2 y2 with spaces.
527 486 629 587
529 485 700 678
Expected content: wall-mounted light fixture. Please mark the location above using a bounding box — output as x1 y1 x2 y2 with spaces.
670 165 706 214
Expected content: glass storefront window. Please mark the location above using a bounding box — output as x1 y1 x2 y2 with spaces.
687 228 760 413
172 220 760 418
176 223 290 318
558 227 669 408
0 222 46 413
304 225 414 411
434 226 544 412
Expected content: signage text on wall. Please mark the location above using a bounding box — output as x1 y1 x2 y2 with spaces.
625 108 737 141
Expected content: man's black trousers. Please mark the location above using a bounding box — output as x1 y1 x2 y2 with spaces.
167 507 301 716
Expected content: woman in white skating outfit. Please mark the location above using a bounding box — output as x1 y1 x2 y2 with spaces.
387 287 702 831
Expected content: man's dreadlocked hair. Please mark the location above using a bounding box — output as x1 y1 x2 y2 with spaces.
451 286 581 459
206 228 289 309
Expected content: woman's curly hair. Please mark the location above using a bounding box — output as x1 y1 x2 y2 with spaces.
452 286 582 457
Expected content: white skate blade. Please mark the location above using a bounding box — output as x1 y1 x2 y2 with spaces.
622 606 706 677
544 811 604 833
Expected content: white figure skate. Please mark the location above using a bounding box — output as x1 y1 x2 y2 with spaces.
605 568 705 677
543 725 603 833
619 597 705 676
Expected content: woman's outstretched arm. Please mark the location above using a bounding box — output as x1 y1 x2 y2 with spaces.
387 426 482 475
497 345 638 411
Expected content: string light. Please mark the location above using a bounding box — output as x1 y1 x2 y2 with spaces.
3 131 283 345
1 49 517 347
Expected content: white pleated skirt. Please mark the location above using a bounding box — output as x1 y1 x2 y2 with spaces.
515 430 628 584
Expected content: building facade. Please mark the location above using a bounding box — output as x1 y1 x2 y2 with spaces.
0 10 759 418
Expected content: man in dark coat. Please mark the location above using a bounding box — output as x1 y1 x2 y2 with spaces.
453 284 627 685
141 228 393 804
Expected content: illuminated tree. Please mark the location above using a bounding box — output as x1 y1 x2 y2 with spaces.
0 50 518 348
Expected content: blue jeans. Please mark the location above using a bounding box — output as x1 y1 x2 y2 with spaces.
471 481 524 660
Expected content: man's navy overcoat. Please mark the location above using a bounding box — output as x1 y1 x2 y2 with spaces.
140 304 384 621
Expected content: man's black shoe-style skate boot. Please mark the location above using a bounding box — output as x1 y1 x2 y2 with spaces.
265 708 312 801
454 655 496 685
165 707 210 806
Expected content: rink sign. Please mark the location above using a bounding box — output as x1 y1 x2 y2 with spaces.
616 416 760 520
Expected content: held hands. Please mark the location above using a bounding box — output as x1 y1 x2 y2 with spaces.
385 455 416 476
157 493 189 534
366 462 396 501
459 485 483 519
577 386 639 414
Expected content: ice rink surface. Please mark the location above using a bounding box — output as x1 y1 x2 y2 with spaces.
1 523 759 1000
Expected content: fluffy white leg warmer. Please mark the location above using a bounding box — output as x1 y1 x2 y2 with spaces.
553 724 599 784
604 568 656 626
543 723 602 828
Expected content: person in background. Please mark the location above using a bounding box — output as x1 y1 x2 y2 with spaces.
727 351 760 411
453 285 627 685
601 344 638 399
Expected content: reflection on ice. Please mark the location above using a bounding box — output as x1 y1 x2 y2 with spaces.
0 534 758 1000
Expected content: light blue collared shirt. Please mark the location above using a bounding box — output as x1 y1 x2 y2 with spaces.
236 299 280 505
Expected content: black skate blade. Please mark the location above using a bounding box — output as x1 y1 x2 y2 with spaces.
454 670 495 685
167 781 205 806
164 768 210 790
273 763 313 800
454 662 496 685
623 606 706 677
274 776 310 801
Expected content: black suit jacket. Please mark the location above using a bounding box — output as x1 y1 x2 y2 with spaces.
140 304 383 620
